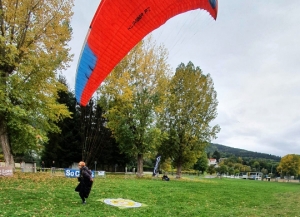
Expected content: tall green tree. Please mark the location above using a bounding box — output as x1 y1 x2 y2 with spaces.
98 37 170 177
207 164 216 175
218 164 228 175
158 62 220 178
212 150 221 162
42 76 81 168
43 84 129 170
0 0 74 166
252 161 260 172
194 151 208 174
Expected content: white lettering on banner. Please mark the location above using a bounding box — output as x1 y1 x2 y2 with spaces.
0 167 13 177
98 171 105 176
64 169 94 178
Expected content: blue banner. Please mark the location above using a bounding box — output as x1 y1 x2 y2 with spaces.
64 169 95 178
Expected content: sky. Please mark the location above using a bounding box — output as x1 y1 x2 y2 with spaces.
63 0 300 157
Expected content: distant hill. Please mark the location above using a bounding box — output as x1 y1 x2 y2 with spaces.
207 143 281 162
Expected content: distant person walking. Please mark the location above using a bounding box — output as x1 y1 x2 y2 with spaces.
51 161 56 174
41 161 45 172
75 161 93 204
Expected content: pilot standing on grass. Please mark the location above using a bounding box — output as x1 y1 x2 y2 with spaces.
75 161 93 204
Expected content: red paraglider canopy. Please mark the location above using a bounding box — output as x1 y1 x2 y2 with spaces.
75 0 218 106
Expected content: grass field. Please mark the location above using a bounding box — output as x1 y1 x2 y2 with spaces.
0 172 299 217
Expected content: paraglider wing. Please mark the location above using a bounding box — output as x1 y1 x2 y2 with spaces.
75 0 218 106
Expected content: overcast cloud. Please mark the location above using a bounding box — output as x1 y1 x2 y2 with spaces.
63 0 300 157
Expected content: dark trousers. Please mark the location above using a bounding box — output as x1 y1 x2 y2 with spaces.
79 191 85 202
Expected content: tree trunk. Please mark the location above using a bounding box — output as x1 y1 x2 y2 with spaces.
176 163 182 179
136 153 143 178
0 122 15 167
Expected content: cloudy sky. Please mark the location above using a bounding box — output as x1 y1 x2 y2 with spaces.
63 0 300 157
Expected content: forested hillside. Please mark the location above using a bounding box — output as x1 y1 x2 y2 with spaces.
207 143 281 162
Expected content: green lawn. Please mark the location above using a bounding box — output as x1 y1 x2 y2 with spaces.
0 172 299 217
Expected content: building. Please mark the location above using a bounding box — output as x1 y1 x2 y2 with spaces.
208 158 217 166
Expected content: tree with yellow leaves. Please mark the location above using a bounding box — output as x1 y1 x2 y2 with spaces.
98 36 170 177
277 154 300 178
0 0 74 166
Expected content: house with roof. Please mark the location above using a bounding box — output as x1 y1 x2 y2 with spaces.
208 158 217 166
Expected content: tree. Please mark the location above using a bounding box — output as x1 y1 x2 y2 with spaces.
98 36 170 177
206 152 211 159
219 164 228 175
212 150 221 162
42 76 81 168
207 164 216 175
237 157 243 164
0 0 74 166
194 151 208 174
234 169 240 175
261 168 268 180
252 161 260 172
228 167 235 175
158 62 220 178
160 157 173 172
241 165 251 172
277 154 300 178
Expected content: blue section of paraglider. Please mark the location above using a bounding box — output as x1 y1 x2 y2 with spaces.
75 43 97 103
209 0 217 9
